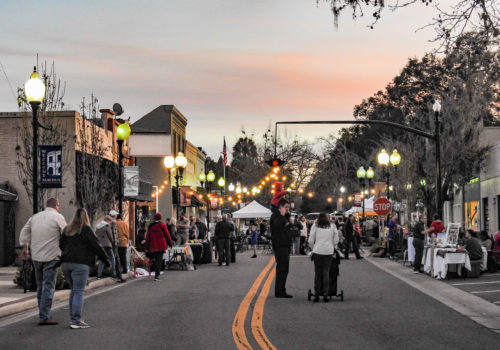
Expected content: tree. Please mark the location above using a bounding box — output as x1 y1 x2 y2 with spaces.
75 95 118 225
321 0 499 49
15 62 73 212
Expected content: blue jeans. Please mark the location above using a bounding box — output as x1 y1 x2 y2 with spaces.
33 260 58 321
61 263 89 323
97 247 115 278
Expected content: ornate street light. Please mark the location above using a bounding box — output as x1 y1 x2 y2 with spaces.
198 172 206 183
116 122 131 216
206 170 216 183
25 67 46 214
390 149 401 167
356 166 366 179
228 183 235 192
173 152 188 219
366 167 375 180
377 149 390 166
218 177 225 188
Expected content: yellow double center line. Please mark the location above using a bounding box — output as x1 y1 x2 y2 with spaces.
232 257 277 350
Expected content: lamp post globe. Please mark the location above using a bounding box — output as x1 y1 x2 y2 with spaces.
366 167 375 179
390 149 401 166
340 186 346 193
218 177 225 187
164 155 175 169
116 122 131 141
356 166 366 179
199 172 206 183
25 67 46 103
433 101 441 114
235 186 242 194
377 149 390 166
228 183 235 192
207 170 216 182
175 152 188 169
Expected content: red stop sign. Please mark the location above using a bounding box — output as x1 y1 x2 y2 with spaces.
374 198 392 216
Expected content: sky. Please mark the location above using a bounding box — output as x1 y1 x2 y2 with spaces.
0 0 449 159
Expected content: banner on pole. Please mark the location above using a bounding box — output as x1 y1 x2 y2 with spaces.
124 166 139 197
40 145 62 188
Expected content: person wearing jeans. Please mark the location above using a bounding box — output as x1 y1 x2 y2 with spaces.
308 213 339 302
32 260 59 321
19 198 67 325
60 208 110 329
61 263 89 324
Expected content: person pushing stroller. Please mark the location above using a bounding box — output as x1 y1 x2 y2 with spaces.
308 213 339 302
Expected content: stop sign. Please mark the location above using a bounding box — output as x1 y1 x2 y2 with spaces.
374 198 392 216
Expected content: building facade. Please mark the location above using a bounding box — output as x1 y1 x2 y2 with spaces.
130 105 207 220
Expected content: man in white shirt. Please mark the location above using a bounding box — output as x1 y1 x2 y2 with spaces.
19 198 67 325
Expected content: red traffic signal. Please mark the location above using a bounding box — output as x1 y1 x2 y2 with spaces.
265 158 285 167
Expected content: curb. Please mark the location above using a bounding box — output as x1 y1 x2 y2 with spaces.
0 273 133 319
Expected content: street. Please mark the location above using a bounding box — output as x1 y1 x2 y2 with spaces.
1 251 499 350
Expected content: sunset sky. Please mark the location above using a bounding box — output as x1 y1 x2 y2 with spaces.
0 0 449 159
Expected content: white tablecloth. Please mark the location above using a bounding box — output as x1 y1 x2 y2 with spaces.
408 237 415 262
481 246 488 271
424 247 471 279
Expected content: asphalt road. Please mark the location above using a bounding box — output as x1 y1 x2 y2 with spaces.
1 251 499 350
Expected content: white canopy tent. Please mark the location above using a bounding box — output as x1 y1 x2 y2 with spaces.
232 200 272 219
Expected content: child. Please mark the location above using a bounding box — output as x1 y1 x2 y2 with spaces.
250 224 258 258
271 181 287 213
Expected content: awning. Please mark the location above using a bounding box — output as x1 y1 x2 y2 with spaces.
180 186 206 207
0 188 18 202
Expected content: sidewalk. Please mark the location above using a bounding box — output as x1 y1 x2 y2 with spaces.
0 265 133 319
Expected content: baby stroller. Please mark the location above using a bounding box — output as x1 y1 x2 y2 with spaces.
307 249 344 302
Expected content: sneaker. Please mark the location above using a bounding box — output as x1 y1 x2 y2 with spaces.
251 255 257 258
154 277 160 281
70 321 90 329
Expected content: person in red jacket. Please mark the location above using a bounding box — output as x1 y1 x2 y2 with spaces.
145 213 173 281
271 181 287 210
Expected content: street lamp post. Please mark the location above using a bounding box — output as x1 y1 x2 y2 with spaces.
25 67 46 214
174 152 188 220
152 185 159 213
340 186 346 211
199 170 215 232
377 149 401 200
433 101 443 219
116 122 131 216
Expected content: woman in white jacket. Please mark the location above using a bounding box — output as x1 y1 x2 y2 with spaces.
308 213 339 302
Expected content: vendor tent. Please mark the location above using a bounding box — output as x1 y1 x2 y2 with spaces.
232 200 272 219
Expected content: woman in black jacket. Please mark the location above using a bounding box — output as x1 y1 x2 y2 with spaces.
60 208 110 329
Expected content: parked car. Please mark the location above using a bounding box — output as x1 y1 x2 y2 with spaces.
305 212 320 227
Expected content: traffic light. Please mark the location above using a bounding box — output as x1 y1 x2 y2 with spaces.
265 158 285 167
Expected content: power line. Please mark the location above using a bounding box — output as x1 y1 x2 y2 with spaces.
0 60 17 100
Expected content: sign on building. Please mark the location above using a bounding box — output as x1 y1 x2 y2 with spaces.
124 166 139 197
40 145 62 188
210 197 218 210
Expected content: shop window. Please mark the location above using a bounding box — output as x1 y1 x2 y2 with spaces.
482 197 489 232
465 200 478 231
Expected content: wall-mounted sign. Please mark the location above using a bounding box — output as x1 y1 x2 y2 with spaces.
40 145 62 188
124 166 139 197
